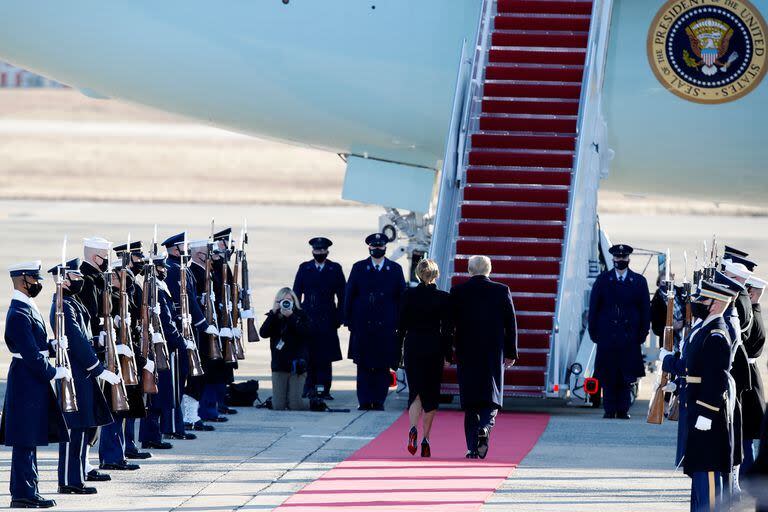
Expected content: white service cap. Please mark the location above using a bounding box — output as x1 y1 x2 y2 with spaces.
84 237 112 250
188 240 209 249
723 260 752 279
747 276 767 289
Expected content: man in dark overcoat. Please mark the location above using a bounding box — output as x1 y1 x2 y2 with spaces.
449 255 517 460
1 261 69 508
345 233 406 411
293 237 346 399
588 244 650 419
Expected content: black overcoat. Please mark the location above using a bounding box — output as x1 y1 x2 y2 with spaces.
449 276 518 409
742 304 766 440
588 269 650 382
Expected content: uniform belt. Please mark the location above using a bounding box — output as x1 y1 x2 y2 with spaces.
748 358 759 364
685 375 702 384
10 350 49 359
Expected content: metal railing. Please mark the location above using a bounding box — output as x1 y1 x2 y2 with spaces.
432 0 496 291
547 0 615 397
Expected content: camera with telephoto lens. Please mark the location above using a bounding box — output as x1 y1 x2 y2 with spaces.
309 384 329 412
280 299 294 310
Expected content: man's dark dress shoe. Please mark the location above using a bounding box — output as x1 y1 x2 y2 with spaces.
125 450 152 459
219 407 238 415
321 393 334 401
10 496 56 508
165 432 197 440
603 412 616 419
206 416 228 423
477 427 490 459
465 450 479 459
142 441 173 450
186 421 215 431
100 461 140 471
357 404 370 411
85 469 111 482
617 412 631 420
370 403 385 411
58 485 97 494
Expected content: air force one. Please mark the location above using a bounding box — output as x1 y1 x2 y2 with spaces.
1 0 766 401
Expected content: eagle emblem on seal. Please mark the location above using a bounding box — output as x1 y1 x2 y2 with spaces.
684 19 738 76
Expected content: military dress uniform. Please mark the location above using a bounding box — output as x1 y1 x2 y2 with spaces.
162 234 213 428
293 237 346 398
587 244 650 419
742 276 766 474
682 281 737 512
1 262 69 508
48 259 113 494
344 233 406 410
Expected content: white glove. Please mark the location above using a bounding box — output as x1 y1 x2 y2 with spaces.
97 331 106 347
115 344 134 357
124 314 132 327
210 291 216 304
185 338 197 350
144 360 155 374
205 325 219 336
111 329 117 341
114 314 121 325
226 301 233 312
694 416 712 431
232 327 242 339
658 348 673 362
99 369 121 385
240 308 252 319
152 332 165 344
53 335 69 350
153 304 161 316
219 327 233 338
662 381 677 393
54 366 72 381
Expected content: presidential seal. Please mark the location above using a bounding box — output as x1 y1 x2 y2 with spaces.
648 0 767 104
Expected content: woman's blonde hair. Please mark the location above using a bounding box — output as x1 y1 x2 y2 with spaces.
274 287 301 310
416 259 439 284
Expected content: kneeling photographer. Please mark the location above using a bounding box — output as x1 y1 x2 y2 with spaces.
259 287 310 410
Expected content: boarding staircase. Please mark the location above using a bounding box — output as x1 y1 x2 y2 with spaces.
431 0 613 398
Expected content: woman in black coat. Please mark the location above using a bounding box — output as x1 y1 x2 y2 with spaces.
259 288 310 410
396 259 452 457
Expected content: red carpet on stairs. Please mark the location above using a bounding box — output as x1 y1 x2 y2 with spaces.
276 411 549 511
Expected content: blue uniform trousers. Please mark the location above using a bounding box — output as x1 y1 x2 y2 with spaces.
355 366 390 408
58 428 87 488
676 399 688 466
10 447 39 500
124 419 138 454
199 383 226 420
691 471 724 511
741 439 756 475
160 404 185 435
464 407 498 452
139 410 163 444
304 361 333 396
99 419 125 464
601 371 632 415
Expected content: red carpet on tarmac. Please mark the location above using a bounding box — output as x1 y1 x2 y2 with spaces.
276 410 550 511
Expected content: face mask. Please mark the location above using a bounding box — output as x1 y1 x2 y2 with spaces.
156 268 167 281
130 262 144 275
313 253 328 264
25 279 43 298
65 279 84 296
369 247 386 259
614 260 629 271
691 302 711 320
94 254 109 272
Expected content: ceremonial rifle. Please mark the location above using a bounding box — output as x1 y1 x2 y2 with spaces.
54 235 78 412
240 219 260 342
102 251 130 411
231 228 246 359
204 219 224 360
117 233 139 386
139 264 159 395
220 234 239 364
147 232 170 371
180 234 204 377
648 249 674 424
666 251 692 422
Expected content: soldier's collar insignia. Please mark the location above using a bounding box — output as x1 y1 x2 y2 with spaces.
648 0 767 103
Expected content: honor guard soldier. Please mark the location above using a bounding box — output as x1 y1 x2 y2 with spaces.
682 280 738 512
344 233 406 410
212 228 238 416
47 259 114 495
98 258 142 472
79 237 112 348
741 275 766 475
112 241 152 460
293 237 346 399
162 233 216 432
188 239 229 422
1 261 69 509
588 244 650 419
